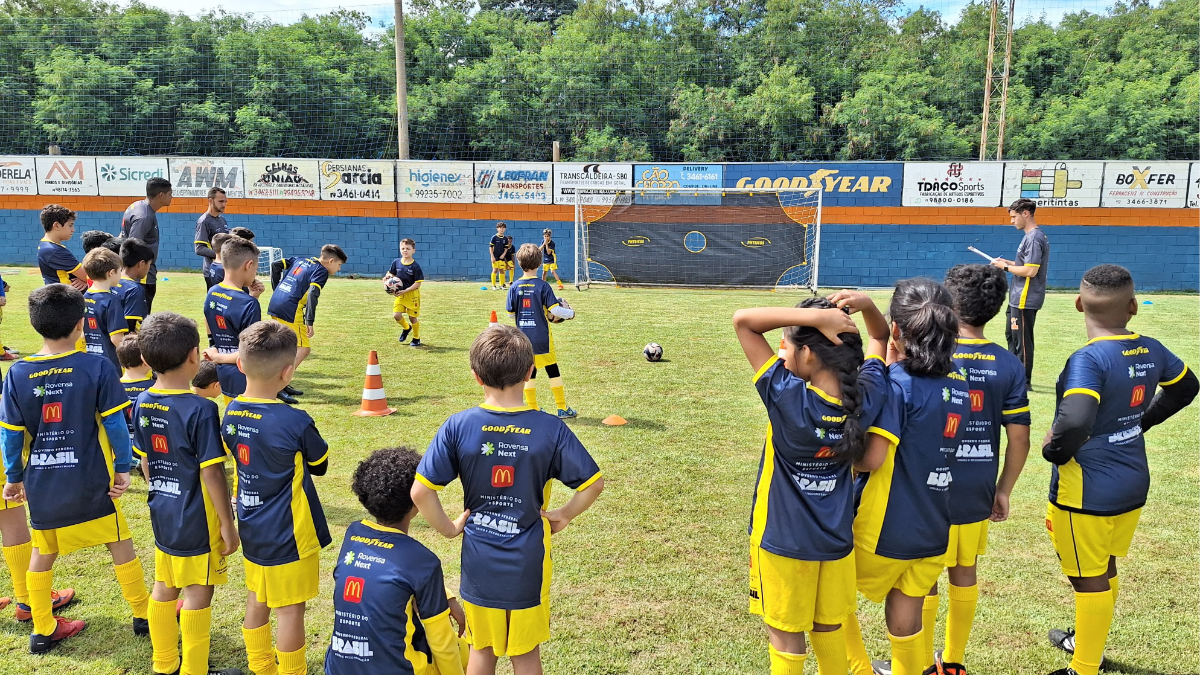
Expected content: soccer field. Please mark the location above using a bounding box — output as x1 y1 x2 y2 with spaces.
0 271 1195 675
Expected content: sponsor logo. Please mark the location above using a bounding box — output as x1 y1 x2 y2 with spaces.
942 387 951 402
969 390 984 412
741 237 771 249
151 434 169 454
1122 346 1149 356
1130 385 1145 407
255 162 312 187
87 317 98 330
41 402 63 424
1020 163 1083 200
481 442 495 456
480 424 532 435
215 315 227 330
1113 167 1176 189
476 169 495 189
523 298 532 308
407 168 467 185
0 162 33 181
176 164 239 189
149 477 181 495
797 476 837 492
814 428 826 439
622 236 651 247
956 443 994 458
947 163 964 178
225 424 236 436
227 409 262 420
100 164 164 182
734 168 892 192
140 416 150 428
31 451 78 466
343 552 356 565
343 576 365 603
237 443 250 465
491 465 515 488
926 470 952 487
320 162 384 189
46 161 85 181
471 511 521 534
1107 426 1142 444
943 413 961 437
815 446 835 458
348 535 395 549
331 635 374 658
240 492 262 507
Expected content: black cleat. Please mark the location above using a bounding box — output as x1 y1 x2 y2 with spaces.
409 339 422 347
277 391 300 405
30 616 86 654
398 327 411 343
1046 669 1079 675
922 653 968 675
282 384 304 396
872 660 892 675
133 616 150 636
166 668 243 675
1048 628 1107 670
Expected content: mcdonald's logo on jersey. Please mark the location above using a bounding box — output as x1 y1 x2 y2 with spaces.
523 298 531 308
88 317 98 330
969 390 984 412
237 443 250 465
343 576 365 603
41 402 63 424
491 465 515 488
1130 385 1145 407
215 315 227 330
815 446 835 458
943 413 961 437
151 434 169 454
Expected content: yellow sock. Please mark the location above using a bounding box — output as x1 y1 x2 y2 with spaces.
26 569 55 636
943 584 978 664
844 611 875 675
2 541 32 604
921 593 939 667
768 644 806 675
549 376 567 410
507 268 514 284
810 627 849 675
1109 575 1119 604
114 557 149 619
180 606 213 675
411 322 421 339
243 623 278 675
1069 590 1115 675
490 271 497 286
278 645 307 675
889 630 924 675
397 315 410 329
149 598 180 674
523 384 537 408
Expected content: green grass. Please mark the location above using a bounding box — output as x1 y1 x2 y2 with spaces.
0 268 1195 675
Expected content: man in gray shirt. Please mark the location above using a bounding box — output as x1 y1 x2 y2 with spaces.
195 186 230 288
120 177 173 311
991 197 1049 389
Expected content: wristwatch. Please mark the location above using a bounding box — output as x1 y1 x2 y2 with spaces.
1004 265 1010 272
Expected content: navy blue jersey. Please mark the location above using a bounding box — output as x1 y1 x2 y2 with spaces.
204 282 261 398
115 279 149 332
325 520 451 675
854 362 972 560
38 238 82 286
541 240 556 265
222 397 331 565
950 339 1031 524
502 236 515 261
83 288 129 369
0 351 131 530
207 261 225 285
120 199 160 284
387 259 424 289
133 389 227 557
121 375 154 435
1050 334 1188 516
416 405 601 610
268 257 328 324
505 278 563 355
748 357 890 560
489 234 508 260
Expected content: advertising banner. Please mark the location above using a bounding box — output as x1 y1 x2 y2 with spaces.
0 156 37 194
474 162 552 204
554 163 633 205
35 156 98 195
724 163 902 207
318 160 395 201
1100 161 1190 208
1190 163 1200 209
633 164 723 204
244 159 320 200
1001 161 1104 208
902 162 1004 207
169 158 245 198
396 161 474 203
96 157 169 196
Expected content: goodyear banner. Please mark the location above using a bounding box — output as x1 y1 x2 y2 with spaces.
169 158 245 198
319 160 395 201
96 157 169 197
35 156 98 195
396 161 473 203
1001 161 1103 208
244 159 319 200
474 162 552 204
902 162 1003 207
1100 162 1190 208
725 163 901 207
554 163 633 205
0 156 37 194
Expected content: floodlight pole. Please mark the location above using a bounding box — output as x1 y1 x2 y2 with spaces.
395 0 409 159
979 0 1015 160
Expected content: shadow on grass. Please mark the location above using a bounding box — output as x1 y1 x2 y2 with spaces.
569 416 667 431
408 344 468 354
323 504 369 528
1100 660 1176 675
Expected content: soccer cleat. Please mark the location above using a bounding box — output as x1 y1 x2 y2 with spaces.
922 653 968 675
4 345 20 355
29 616 87 654
133 616 150 636
277 391 300 405
557 407 578 419
0 352 16 361
409 339 422 347
168 668 244 675
1046 669 1079 675
282 384 304 396
398 327 412 343
15 588 77 621
872 660 893 675
1048 628 1107 670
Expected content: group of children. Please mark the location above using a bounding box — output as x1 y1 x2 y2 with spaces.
734 264 1197 675
487 223 565 292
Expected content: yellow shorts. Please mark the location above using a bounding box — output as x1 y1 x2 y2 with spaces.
855 546 946 603
463 600 550 657
425 636 471 675
244 554 320 608
270 316 310 348
392 291 421 316
155 547 228 588
0 496 20 511
1045 502 1141 578
492 261 507 270
533 352 558 369
749 546 856 632
543 263 558 272
32 503 132 556
506 261 515 270
945 520 989 568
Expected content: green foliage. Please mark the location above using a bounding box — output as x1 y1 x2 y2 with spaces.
0 0 1194 159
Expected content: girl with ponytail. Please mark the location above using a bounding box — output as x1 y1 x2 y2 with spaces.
836 279 974 675
732 295 891 675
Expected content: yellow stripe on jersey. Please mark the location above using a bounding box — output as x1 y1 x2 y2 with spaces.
1018 277 1031 309
575 471 602 492
289 453 322 559
865 354 884 361
199 456 227 469
96 413 116 488
866 426 900 447
806 383 843 406
753 356 780 384
415 473 445 491
1002 406 1031 415
0 421 24 431
1162 364 1189 386
1025 263 1041 267
101 400 132 418
539 479 553 606
1063 388 1101 401
852 440 898 554
402 597 430 672
1084 334 1138 345
307 450 330 467
1055 459 1085 510
749 423 778 548
956 338 991 345
195 240 212 248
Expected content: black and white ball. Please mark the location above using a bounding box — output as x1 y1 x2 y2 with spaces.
383 276 404 295
643 342 663 362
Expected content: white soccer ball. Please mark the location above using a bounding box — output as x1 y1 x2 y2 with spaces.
383 276 404 295
643 342 663 362
547 297 572 324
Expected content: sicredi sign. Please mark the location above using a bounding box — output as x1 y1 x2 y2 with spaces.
396 161 473 203
725 163 901 206
35 156 98 195
554 163 633 205
0 156 37 194
902 162 1004 207
244 159 319 199
319 160 395 201
169 158 245 198
1100 162 1190 208
96 157 169 196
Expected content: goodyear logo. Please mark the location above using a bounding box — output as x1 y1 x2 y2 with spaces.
622 236 651 247
741 237 771 249
735 168 892 192
1122 346 1149 356
227 409 262 420
349 535 394 549
821 414 847 423
481 424 532 435
29 367 72 379
953 352 996 361
142 402 170 412
212 292 233 300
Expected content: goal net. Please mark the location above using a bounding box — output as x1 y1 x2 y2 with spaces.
574 187 822 292
257 247 284 277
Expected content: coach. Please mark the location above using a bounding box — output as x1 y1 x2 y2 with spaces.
991 198 1049 390
195 186 230 288
121 177 173 311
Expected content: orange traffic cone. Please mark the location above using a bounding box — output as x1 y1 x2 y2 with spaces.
489 310 499 329
352 350 396 417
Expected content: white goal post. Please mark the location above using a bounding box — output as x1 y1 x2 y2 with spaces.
573 187 822 293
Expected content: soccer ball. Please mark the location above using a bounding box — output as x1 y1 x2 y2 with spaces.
383 276 404 295
643 343 663 362
547 297 572 324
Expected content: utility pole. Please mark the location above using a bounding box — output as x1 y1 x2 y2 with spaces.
979 0 1015 160
395 0 409 159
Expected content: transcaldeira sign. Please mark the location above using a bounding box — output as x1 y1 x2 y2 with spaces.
0 156 37 194
244 159 319 200
902 162 1003 207
319 160 395 201
35 156 98 195
1100 162 1190 208
396 161 473 203
724 163 901 207
168 158 245 198
553 163 633 205
96 157 169 196
474 162 552 204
